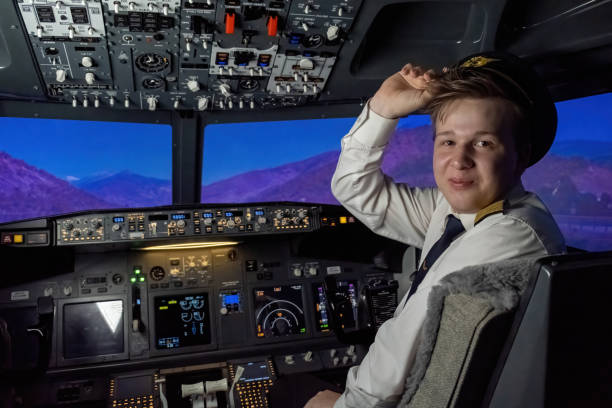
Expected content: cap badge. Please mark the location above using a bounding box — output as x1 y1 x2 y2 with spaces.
460 56 500 68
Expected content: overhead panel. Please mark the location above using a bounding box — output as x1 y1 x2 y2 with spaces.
15 0 363 111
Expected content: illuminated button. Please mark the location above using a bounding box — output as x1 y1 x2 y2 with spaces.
13 234 23 244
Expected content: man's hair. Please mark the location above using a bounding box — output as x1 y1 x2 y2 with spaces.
425 67 532 164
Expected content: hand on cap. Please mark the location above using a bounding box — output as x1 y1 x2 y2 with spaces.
370 64 438 119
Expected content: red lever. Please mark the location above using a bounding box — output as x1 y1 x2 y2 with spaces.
225 12 235 34
267 15 278 37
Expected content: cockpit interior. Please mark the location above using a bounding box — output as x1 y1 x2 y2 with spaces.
1 0 612 407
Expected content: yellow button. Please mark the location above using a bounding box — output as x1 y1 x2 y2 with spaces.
339 217 347 224
13 234 24 244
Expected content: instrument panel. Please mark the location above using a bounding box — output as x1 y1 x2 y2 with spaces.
55 204 317 245
15 0 363 111
0 203 399 407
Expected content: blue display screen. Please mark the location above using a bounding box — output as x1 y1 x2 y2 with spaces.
171 214 186 220
203 213 213 218
223 294 239 304
255 210 264 216
113 217 125 223
225 212 233 217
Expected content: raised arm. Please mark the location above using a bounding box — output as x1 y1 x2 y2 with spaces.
331 65 441 247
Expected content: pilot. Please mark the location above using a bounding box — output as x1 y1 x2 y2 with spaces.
304 52 566 407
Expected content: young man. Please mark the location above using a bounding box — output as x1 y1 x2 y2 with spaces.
305 52 566 408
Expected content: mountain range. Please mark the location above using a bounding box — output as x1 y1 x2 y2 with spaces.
2 125 612 225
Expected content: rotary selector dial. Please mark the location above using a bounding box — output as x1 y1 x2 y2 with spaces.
85 72 95 85
187 80 200 92
81 56 93 68
150 266 166 281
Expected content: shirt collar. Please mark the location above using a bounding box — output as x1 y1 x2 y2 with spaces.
449 181 526 229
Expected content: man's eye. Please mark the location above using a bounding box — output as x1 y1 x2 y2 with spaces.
440 140 454 146
476 140 492 147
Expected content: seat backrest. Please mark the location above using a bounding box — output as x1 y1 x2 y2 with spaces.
398 257 538 408
486 251 612 408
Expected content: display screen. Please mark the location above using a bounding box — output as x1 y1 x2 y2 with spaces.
154 293 211 349
171 213 190 220
113 216 125 223
313 281 358 332
241 361 270 382
254 285 306 338
116 376 153 400
63 300 124 359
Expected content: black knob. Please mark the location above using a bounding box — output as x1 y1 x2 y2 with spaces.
274 319 289 335
112 274 123 284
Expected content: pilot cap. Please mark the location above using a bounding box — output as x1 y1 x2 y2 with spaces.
451 51 557 167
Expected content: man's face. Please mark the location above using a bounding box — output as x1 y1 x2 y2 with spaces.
433 97 522 213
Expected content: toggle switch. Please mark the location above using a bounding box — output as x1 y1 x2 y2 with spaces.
147 96 157 111
56 69 67 83
198 97 209 111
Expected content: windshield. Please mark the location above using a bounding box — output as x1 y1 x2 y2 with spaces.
202 93 612 251
0 118 171 223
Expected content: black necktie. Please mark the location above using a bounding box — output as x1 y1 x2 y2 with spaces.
405 215 465 304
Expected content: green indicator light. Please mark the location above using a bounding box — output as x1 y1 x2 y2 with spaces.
139 276 145 282
134 269 141 275
130 277 136 283
300 328 306 333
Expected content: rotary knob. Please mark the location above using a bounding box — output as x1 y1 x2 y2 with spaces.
187 80 200 92
81 56 93 68
85 72 95 85
177 219 186 228
327 25 340 41
284 355 295 365
112 223 121 232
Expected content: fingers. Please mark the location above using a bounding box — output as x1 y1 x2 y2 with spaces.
400 64 436 81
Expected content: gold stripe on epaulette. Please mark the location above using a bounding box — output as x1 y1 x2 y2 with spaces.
474 200 504 225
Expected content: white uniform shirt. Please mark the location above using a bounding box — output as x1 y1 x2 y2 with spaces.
331 105 566 407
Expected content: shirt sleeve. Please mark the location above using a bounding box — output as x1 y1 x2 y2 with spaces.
331 104 439 248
